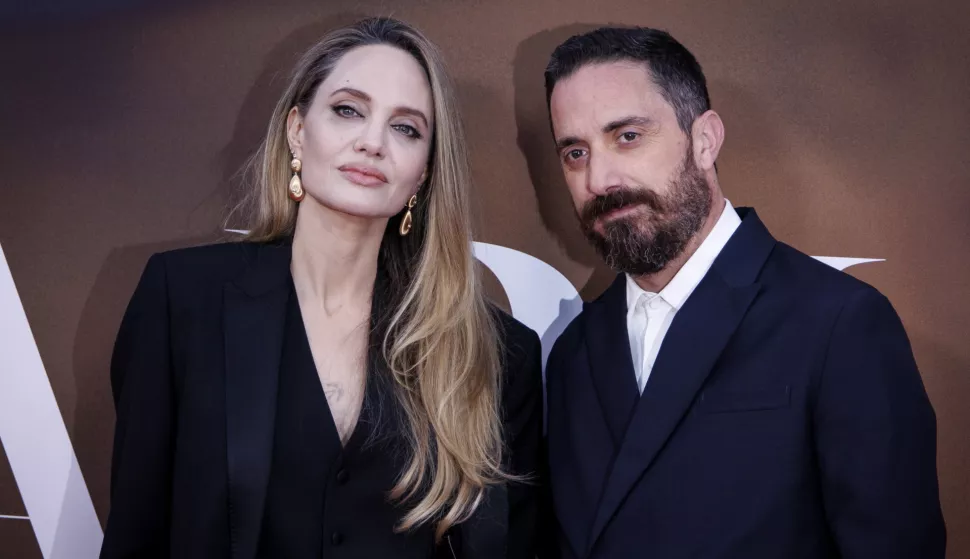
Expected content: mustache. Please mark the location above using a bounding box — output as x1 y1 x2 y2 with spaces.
579 187 665 225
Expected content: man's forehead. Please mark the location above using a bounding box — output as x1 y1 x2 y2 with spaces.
570 59 653 84
550 61 667 134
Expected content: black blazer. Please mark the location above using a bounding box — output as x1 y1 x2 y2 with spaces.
546 208 945 558
100 241 547 559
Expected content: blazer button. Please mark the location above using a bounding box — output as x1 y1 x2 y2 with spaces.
331 531 344 546
336 469 349 484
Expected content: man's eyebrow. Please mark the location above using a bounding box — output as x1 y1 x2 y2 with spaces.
555 135 583 152
603 115 653 133
555 115 657 151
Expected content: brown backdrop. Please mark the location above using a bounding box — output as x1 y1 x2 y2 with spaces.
1 0 968 556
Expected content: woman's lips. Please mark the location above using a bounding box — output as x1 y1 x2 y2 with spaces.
339 165 388 186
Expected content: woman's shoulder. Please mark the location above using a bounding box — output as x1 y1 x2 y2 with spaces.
487 305 543 447
153 239 244 263
488 304 541 379
145 239 290 292
489 303 538 348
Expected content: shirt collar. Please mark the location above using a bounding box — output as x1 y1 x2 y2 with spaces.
626 199 742 312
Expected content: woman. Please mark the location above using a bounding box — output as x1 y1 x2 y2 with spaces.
100 17 546 559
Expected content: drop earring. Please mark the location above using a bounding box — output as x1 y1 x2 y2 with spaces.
288 154 304 202
399 194 417 236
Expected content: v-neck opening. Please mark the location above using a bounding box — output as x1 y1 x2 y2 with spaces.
288 278 370 455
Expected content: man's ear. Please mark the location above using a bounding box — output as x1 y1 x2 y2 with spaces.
691 110 725 172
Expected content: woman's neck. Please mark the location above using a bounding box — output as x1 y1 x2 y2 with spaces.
290 197 386 317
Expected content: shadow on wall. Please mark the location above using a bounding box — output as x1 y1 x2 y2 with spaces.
69 13 372 524
219 12 370 231
512 24 618 301
706 78 808 247
71 237 216 524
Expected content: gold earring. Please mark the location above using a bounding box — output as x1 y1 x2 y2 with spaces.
288 155 304 202
399 194 417 236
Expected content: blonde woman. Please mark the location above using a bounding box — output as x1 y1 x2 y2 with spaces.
101 17 548 559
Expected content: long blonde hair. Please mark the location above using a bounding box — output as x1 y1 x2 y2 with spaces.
233 17 506 539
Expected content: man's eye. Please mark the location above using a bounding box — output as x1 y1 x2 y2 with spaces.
566 149 586 161
620 131 639 142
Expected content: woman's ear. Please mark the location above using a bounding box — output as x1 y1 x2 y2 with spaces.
286 106 304 157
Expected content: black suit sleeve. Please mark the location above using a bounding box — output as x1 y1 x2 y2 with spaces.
100 254 174 559
503 326 557 559
814 287 946 558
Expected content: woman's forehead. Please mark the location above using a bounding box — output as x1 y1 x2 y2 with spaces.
319 44 434 118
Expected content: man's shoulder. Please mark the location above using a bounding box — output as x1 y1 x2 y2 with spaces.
763 241 879 302
546 274 627 360
546 299 596 367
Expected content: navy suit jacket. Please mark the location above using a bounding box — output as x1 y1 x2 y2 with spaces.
545 208 945 558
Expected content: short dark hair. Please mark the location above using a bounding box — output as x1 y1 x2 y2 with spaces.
544 26 710 134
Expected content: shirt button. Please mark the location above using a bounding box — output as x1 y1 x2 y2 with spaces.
331 531 344 546
336 469 349 484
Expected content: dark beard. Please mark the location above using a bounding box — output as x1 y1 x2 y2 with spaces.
578 149 712 275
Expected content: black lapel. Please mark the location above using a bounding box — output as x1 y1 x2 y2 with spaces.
583 275 640 447
223 241 292 559
587 208 775 551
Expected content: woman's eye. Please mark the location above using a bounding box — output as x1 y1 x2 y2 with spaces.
393 124 421 139
333 105 361 118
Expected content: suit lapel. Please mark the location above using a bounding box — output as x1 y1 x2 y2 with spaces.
583 275 640 447
586 208 775 552
223 241 292 559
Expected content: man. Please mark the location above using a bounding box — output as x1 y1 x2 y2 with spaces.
541 26 945 558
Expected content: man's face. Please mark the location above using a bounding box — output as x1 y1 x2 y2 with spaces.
549 61 711 275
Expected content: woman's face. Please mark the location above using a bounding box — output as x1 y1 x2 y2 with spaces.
287 44 434 219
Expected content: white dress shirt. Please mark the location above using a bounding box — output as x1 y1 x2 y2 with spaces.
626 199 742 393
